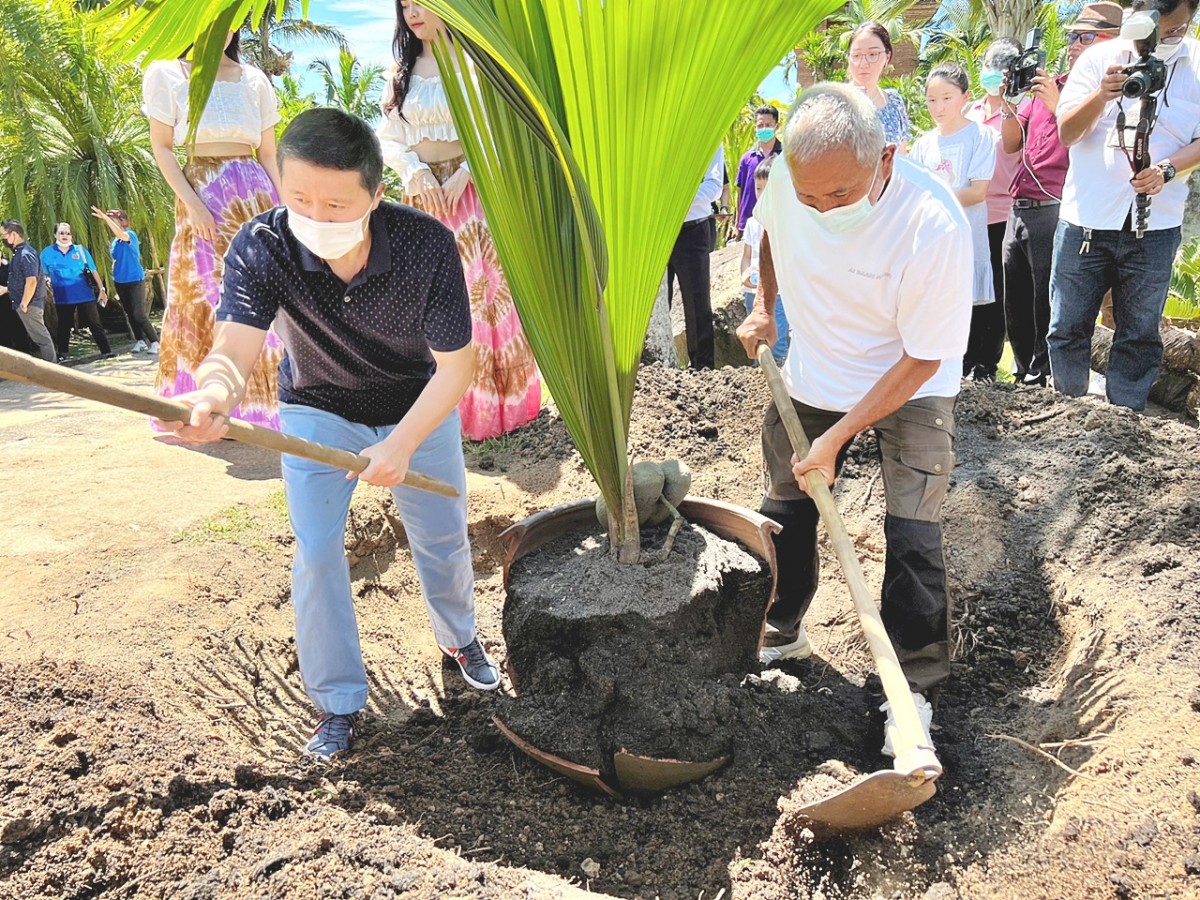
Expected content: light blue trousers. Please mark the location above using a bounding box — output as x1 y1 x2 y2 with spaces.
280 404 476 715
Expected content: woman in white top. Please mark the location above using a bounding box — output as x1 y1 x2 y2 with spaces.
377 1 540 442
142 31 285 430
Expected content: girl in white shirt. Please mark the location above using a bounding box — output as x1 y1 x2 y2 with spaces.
142 31 285 429
911 63 997 378
377 1 540 441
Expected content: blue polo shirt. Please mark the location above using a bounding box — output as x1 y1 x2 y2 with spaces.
217 200 472 426
111 231 146 283
40 243 97 306
7 241 47 310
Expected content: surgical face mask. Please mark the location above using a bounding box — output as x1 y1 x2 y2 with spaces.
802 166 880 235
756 127 777 143
980 69 1006 96
1153 40 1184 63
56 234 71 245
288 205 371 260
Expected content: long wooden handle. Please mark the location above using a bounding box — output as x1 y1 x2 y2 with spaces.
756 344 940 778
0 347 459 499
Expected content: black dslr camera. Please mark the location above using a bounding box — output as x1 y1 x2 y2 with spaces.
1007 27 1046 95
1121 10 1167 99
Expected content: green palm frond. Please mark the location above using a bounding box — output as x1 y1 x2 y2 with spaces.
309 50 384 124
1167 238 1200 319
420 0 841 553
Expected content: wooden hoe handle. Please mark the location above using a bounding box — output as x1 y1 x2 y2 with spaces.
755 344 940 780
0 347 458 499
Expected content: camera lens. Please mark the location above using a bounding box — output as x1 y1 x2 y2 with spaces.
1123 73 1149 98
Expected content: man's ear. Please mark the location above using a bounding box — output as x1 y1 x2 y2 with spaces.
372 183 386 209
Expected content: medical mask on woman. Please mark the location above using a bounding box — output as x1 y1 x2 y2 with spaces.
980 69 1006 96
803 166 880 235
756 127 777 143
287 206 371 260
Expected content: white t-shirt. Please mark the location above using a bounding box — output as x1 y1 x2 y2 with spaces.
742 216 764 285
1058 38 1200 230
910 121 996 306
754 156 973 412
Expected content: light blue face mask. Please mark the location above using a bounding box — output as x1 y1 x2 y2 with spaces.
756 127 777 143
980 68 1005 96
803 165 880 235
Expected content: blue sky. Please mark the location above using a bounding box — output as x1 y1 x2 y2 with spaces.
288 0 795 104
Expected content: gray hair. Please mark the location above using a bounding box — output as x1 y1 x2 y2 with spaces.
783 82 886 171
983 37 1022 72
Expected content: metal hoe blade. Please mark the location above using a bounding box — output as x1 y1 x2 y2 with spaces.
788 769 938 840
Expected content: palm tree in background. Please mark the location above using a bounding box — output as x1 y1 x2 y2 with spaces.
309 50 385 125
275 72 318 139
240 0 347 77
0 0 174 287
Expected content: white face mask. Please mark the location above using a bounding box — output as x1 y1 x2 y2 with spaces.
1153 40 1184 63
288 205 372 260
57 236 72 246
802 165 881 235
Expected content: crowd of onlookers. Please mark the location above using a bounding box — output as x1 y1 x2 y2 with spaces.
0 208 158 363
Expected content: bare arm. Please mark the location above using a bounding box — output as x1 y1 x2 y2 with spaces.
19 275 37 311
735 231 780 355
149 118 217 242
956 179 990 207
91 207 130 242
255 126 283 198
793 353 941 490
155 321 269 440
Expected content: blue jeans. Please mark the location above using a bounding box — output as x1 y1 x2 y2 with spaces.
743 291 790 364
1048 221 1181 411
280 404 476 715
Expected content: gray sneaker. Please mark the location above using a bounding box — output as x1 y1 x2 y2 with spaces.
304 712 358 762
442 638 500 690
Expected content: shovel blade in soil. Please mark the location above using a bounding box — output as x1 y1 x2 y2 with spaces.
789 769 937 840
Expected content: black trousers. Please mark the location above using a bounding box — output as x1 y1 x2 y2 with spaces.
115 280 157 343
963 222 1008 378
667 217 715 370
1002 204 1058 382
54 300 111 356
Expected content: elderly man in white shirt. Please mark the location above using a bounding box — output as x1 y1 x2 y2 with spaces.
736 83 972 754
668 147 725 370
1050 0 1200 410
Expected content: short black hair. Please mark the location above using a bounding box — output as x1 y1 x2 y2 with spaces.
754 156 775 181
278 108 384 194
1 219 25 238
754 105 780 123
1134 0 1199 16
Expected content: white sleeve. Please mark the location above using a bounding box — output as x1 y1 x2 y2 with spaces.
377 80 431 191
742 217 763 251
695 147 725 208
141 62 178 126
1057 44 1106 119
967 126 997 182
251 67 281 131
897 213 973 361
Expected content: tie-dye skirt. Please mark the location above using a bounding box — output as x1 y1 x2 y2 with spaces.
407 157 541 442
155 156 284 430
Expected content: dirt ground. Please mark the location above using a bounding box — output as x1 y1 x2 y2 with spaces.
2 354 1200 899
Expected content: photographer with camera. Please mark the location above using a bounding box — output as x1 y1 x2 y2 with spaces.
1049 0 1200 411
998 3 1122 387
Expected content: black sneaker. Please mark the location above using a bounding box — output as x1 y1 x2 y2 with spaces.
442 638 500 690
99 352 116 360
303 712 358 762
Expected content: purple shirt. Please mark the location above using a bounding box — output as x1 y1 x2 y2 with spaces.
1011 74 1070 202
735 139 782 229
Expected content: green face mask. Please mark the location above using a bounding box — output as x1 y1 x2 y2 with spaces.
756 127 777 143
980 69 1006 96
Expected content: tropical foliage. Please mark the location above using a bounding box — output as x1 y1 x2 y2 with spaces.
309 50 385 125
0 0 175 284
1167 238 1200 319
275 72 318 139
240 0 346 77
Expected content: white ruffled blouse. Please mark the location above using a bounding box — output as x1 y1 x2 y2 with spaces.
377 71 468 190
142 59 280 149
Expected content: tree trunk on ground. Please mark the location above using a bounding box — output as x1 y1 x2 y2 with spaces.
1092 323 1200 418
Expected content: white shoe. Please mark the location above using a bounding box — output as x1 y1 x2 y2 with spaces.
148 341 160 354
131 340 148 353
880 691 934 758
758 623 813 664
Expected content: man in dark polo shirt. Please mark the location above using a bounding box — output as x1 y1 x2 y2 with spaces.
1 220 57 362
158 108 498 762
999 2 1121 386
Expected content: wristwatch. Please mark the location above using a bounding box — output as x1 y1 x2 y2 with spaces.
1158 160 1176 184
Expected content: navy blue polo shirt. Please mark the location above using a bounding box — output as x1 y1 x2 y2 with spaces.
217 200 472 426
7 241 47 310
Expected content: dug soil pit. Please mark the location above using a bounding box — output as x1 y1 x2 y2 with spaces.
501 522 771 780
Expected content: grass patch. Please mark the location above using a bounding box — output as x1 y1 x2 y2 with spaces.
175 489 290 552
